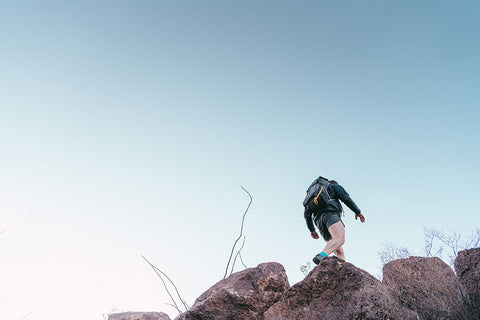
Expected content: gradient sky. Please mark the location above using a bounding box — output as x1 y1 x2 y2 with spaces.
1 1 479 320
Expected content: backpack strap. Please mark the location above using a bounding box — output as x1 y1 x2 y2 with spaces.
313 185 325 205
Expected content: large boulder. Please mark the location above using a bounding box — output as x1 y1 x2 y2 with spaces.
455 248 480 318
108 312 170 320
383 256 465 320
264 257 417 320
175 262 289 320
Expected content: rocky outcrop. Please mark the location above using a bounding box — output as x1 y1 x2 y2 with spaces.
455 248 480 318
174 262 289 320
112 249 480 320
264 257 417 320
108 311 170 320
383 256 465 319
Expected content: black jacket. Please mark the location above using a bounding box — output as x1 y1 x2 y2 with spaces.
304 183 361 232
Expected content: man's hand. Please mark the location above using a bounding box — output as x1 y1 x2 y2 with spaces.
311 231 319 239
355 213 365 223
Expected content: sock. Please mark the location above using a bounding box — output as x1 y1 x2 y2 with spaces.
313 251 329 265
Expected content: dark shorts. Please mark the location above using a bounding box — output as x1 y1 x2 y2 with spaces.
314 211 344 241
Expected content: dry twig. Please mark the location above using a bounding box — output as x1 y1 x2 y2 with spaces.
223 186 252 279
141 255 189 314
230 236 247 276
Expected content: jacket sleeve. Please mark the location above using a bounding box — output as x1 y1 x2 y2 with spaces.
332 184 361 214
304 207 316 232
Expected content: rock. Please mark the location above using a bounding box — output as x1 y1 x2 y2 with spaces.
108 311 170 320
175 262 289 320
455 248 480 317
383 256 465 320
264 257 417 320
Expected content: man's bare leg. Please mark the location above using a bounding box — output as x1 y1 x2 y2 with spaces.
313 221 346 264
323 239 345 260
322 221 345 257
334 246 345 260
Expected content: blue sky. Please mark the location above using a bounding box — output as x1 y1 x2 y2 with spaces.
1 1 479 319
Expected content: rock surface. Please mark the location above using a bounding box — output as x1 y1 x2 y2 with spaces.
264 257 417 320
455 248 480 317
108 311 170 320
112 249 480 320
383 256 465 320
175 262 289 320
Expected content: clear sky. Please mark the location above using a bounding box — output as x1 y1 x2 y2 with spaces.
1 1 479 319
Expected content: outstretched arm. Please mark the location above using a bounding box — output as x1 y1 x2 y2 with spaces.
332 184 362 215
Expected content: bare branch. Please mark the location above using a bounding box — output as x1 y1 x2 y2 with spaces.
422 227 480 268
239 252 248 269
473 228 480 248
181 298 190 310
224 186 253 279
22 310 34 320
165 303 177 309
381 227 480 276
230 236 247 276
436 230 460 263
424 227 434 257
300 262 312 277
463 228 480 249
378 242 412 265
141 255 181 314
141 255 188 314
151 264 190 310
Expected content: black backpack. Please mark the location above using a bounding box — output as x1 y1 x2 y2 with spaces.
303 177 332 209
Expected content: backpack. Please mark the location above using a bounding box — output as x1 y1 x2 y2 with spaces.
303 177 332 209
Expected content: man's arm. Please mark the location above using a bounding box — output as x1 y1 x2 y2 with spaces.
332 184 361 214
304 208 320 239
304 207 316 232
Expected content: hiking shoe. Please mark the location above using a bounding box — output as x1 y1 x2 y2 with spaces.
313 253 326 265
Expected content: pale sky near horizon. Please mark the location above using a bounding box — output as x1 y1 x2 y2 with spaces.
1 1 479 320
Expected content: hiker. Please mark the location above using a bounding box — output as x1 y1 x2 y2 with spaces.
303 176 365 264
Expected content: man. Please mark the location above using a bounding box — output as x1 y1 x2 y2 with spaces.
303 177 365 264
